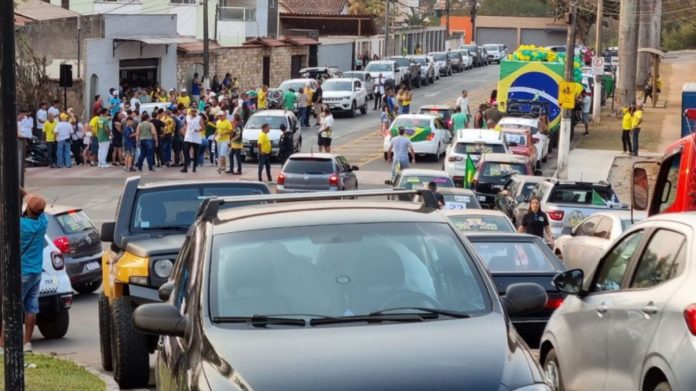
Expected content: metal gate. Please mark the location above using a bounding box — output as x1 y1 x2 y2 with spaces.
317 43 352 72
476 28 517 52
520 29 566 48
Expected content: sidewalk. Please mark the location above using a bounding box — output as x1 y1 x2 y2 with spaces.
565 148 662 183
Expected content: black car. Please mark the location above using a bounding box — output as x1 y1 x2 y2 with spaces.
467 233 565 347
388 56 421 88
495 175 549 226
134 190 551 390
474 153 538 209
45 206 103 293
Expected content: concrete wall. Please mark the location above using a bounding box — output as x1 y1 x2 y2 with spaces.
318 43 352 72
104 14 177 38
170 4 198 37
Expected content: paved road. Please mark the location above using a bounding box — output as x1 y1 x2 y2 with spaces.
23 63 502 386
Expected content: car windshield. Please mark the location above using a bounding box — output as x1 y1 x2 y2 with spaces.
447 52 460 59
343 72 364 81
442 194 480 209
246 115 287 130
484 45 498 51
481 162 527 177
503 133 527 146
461 46 476 51
471 241 556 272
55 210 95 234
279 81 307 93
365 63 391 72
448 215 515 233
209 222 491 319
432 53 446 61
322 81 352 91
393 118 431 129
284 158 334 174
454 142 505 155
519 182 539 199
390 57 410 66
412 57 427 65
419 109 451 120
399 176 455 190
131 186 268 231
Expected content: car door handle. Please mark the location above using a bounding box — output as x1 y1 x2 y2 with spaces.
596 304 608 315
642 303 659 315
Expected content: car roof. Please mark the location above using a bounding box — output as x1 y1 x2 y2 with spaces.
501 127 531 135
499 117 538 126
419 105 452 110
249 109 291 117
368 60 395 64
394 114 436 120
400 168 451 177
44 205 85 215
137 179 257 190
456 129 503 142
281 78 316 83
324 78 359 83
441 208 509 218
510 174 547 183
465 232 542 241
589 210 648 220
480 153 529 163
634 212 696 228
288 153 336 159
436 188 476 195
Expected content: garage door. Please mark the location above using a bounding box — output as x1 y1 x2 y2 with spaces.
520 29 566 48
318 43 353 73
476 28 517 52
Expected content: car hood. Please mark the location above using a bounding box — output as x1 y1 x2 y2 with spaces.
242 128 282 142
368 71 394 79
323 91 353 98
124 234 186 257
200 312 544 390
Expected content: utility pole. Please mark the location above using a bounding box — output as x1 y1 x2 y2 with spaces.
636 0 654 87
203 0 210 82
445 0 450 40
0 0 26 388
557 1 577 180
618 0 639 106
592 0 603 124
384 0 390 58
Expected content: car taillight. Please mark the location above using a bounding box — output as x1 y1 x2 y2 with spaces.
685 304 696 335
546 297 564 310
547 210 565 221
51 251 65 270
329 174 339 187
448 156 463 162
427 133 435 141
447 119 453 128
53 236 71 254
277 172 286 185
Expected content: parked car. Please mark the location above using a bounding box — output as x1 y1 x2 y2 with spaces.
498 116 550 164
428 51 453 76
444 129 510 185
553 210 646 276
35 235 73 339
409 55 435 85
383 114 452 162
495 174 550 225
365 60 403 89
426 55 441 79
418 105 454 129
99 177 271 388
321 78 368 117
278 78 319 95
44 206 103 294
299 67 342 80
133 189 551 391
468 233 565 347
443 209 516 233
451 49 473 70
461 45 483 67
483 44 503 63
541 212 696 391
388 56 421 88
342 71 375 99
277 153 359 193
501 127 538 170
242 110 301 160
479 46 490 65
447 50 465 72
473 153 538 208
387 168 455 190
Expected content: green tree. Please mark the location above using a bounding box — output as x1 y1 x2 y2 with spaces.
662 21 696 50
479 0 553 17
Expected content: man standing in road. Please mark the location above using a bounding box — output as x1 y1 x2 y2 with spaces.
451 107 468 135
632 104 643 156
456 90 471 127
36 102 48 138
283 88 297 111
258 85 269 111
483 102 504 128
297 88 308 128
388 126 415 178
43 112 58 168
257 123 273 182
581 91 592 136
317 107 334 153
312 81 323 126
228 113 243 175
374 73 385 111
55 113 74 168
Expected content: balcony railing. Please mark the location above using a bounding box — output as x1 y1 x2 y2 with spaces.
219 6 256 21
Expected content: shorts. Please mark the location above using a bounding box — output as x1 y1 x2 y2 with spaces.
317 136 332 147
124 146 136 156
582 112 590 124
90 138 99 155
217 141 230 158
21 273 41 314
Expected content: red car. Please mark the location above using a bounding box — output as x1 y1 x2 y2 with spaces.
501 127 538 170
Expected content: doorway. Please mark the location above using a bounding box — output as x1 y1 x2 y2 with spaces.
262 56 271 86
290 55 303 78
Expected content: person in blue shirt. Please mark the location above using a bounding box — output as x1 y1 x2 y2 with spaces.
108 89 121 119
0 189 48 353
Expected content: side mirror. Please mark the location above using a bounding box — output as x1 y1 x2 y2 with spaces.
552 269 585 295
133 303 188 337
632 167 649 211
534 170 543 176
101 221 115 242
384 179 394 185
502 283 548 315
159 281 175 302
351 165 360 171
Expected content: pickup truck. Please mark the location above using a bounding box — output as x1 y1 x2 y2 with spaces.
516 179 627 238
99 177 270 388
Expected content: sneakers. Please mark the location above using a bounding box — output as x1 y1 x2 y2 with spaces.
23 343 32 353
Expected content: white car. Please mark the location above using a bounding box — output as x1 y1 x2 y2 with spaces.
278 78 319 94
497 116 549 164
427 56 441 79
321 78 368 117
242 110 301 159
553 210 646 276
37 235 73 339
342 71 375 100
383 114 451 162
365 60 402 89
428 52 452 76
452 49 473 70
483 44 503 63
444 129 509 184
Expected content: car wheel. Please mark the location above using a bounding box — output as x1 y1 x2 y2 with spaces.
74 279 102 294
360 102 367 115
37 306 69 339
544 348 565 391
653 382 672 391
110 297 150 389
98 294 113 371
349 101 356 118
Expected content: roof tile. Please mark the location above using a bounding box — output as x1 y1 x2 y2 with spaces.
282 0 347 15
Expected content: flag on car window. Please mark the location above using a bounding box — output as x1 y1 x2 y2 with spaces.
591 189 607 206
464 154 476 189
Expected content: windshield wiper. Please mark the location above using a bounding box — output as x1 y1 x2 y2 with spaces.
212 315 306 328
370 307 471 318
309 313 427 326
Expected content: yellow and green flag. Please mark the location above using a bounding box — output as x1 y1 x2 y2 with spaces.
591 189 607 206
464 154 476 189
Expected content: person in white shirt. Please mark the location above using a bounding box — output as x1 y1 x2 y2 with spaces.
317 107 334 153
18 111 34 139
36 103 48 133
130 91 142 111
55 114 74 168
181 108 203 173
48 100 61 118
373 73 385 111
456 90 470 127
387 126 415 178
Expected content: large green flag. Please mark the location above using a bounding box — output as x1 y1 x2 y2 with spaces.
591 189 607 206
464 154 476 189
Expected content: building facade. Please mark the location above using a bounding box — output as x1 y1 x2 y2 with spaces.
440 15 567 50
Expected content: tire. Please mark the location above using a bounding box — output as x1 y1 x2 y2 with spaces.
654 381 672 391
360 102 367 115
37 307 69 339
98 294 113 371
349 101 356 118
544 348 565 391
110 297 150 389
73 279 102 294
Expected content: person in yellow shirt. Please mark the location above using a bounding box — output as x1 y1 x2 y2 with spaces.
177 88 191 108
160 109 175 166
621 105 634 154
632 104 643 156
214 111 232 173
228 114 244 175
43 113 58 168
257 123 272 182
257 85 268 110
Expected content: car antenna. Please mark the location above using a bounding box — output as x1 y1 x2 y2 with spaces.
50 196 59 208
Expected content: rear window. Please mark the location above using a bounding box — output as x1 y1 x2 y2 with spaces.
449 215 515 233
454 142 505 155
419 109 451 120
503 133 527 146
442 194 480 209
481 162 527 177
471 241 556 272
519 182 539 199
399 176 454 190
393 117 431 129
548 186 619 205
284 158 335 174
55 211 95 234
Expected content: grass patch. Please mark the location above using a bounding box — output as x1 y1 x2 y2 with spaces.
0 354 105 390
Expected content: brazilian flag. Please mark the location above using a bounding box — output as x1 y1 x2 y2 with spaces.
464 154 476 189
591 189 607 206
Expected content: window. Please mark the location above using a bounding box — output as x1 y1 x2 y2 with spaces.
630 230 686 289
592 231 644 292
593 217 613 239
657 152 682 213
55 210 95 234
284 158 334 174
575 216 599 237
219 0 256 21
471 240 556 273
170 0 196 4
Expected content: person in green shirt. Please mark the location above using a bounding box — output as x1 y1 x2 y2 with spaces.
96 109 112 168
451 107 469 136
283 89 297 111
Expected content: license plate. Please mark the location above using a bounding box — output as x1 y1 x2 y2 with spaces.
85 261 100 271
478 196 487 201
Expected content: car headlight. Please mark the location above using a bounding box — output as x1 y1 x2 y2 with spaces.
512 385 552 391
153 259 174 279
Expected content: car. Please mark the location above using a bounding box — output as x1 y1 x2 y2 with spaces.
495 174 550 225
138 102 170 116
418 105 454 129
483 44 503 63
44 206 103 294
479 46 490 65
299 67 342 80
266 88 284 110
451 49 473 70
553 210 647 276
541 212 696 391
473 153 538 208
446 50 464 72
388 56 421 88
428 51 453 76
426 55 441 79
387 168 455 190
382 114 452 162
443 209 516 233
342 71 375 99
364 60 402 89
133 189 551 391
98 177 271 388
434 188 482 209
35 235 73 339
409 55 435 85
242 110 301 160
460 45 483 67
468 233 565 347
444 129 510 185
278 78 319 95
498 115 550 164
277 153 359 193
501 127 538 170
321 78 369 117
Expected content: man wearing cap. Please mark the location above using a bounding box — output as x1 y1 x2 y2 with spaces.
0 189 48 353
108 89 121 119
177 88 191 108
55 113 74 168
